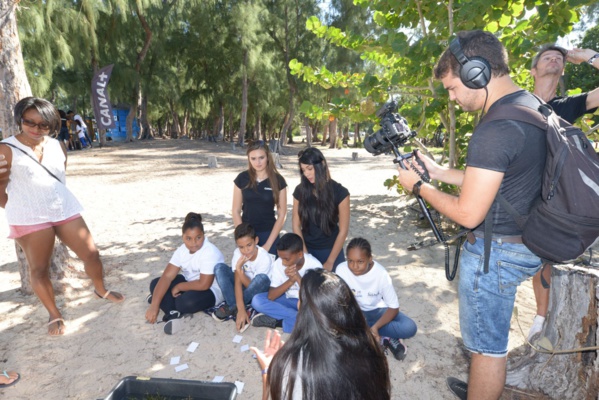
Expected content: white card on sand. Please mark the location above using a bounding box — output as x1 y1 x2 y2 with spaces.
187 342 199 353
175 363 189 372
232 335 243 343
240 344 250 352
170 356 181 365
212 376 224 383
235 381 245 394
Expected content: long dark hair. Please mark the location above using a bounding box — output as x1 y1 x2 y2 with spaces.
269 269 390 400
245 140 282 206
296 148 337 236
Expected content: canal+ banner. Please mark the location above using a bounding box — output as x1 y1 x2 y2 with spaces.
91 64 117 130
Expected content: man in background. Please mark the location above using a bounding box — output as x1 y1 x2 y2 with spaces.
527 44 599 340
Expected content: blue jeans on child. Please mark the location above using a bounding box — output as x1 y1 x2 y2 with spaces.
458 236 542 356
214 263 270 307
251 293 298 333
363 308 418 339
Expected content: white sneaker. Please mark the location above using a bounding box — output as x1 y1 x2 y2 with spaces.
527 315 545 341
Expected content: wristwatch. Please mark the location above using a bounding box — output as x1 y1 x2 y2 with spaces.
412 180 423 196
588 53 599 65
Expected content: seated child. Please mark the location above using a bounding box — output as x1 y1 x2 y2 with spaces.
250 233 322 333
212 223 272 332
145 212 225 335
336 237 417 361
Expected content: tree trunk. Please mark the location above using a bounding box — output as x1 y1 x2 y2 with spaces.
0 0 32 139
16 240 74 295
1 3 72 290
354 122 361 147
328 117 338 149
238 50 248 147
506 264 599 399
304 116 312 148
139 91 153 140
321 121 329 146
342 124 349 145
125 101 138 142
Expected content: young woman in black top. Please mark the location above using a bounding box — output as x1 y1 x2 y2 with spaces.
232 141 287 256
292 147 349 271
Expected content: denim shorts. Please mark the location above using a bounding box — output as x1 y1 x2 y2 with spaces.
458 236 542 357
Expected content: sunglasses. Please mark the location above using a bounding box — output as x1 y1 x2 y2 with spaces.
22 118 51 131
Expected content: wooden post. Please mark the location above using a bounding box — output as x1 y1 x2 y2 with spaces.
352 152 358 161
208 156 219 168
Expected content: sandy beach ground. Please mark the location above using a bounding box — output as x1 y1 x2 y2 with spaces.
0 138 539 399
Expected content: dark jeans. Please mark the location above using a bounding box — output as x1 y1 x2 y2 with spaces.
214 263 270 307
308 247 345 272
256 230 279 257
149 275 215 320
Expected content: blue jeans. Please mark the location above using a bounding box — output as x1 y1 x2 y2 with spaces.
308 247 345 272
251 292 298 333
363 308 418 340
459 237 542 356
214 263 270 307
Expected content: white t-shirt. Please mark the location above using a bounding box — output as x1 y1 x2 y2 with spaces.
230 246 273 280
270 253 322 299
74 114 87 133
336 260 399 311
169 238 225 304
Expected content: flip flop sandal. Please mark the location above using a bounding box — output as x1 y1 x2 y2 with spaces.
94 290 125 303
0 371 20 388
47 318 65 336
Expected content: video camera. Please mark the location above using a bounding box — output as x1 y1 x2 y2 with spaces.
364 99 463 281
364 100 416 156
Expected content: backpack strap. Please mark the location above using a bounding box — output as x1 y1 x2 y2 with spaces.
477 100 549 273
0 142 62 183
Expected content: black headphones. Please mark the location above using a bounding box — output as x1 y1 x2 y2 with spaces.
449 37 492 89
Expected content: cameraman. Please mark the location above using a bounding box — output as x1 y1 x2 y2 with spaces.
397 30 544 400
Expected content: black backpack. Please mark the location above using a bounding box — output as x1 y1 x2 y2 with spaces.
479 99 599 271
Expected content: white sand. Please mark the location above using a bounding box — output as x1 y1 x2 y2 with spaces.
0 139 538 399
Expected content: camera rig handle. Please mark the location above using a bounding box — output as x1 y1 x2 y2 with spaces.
392 146 444 243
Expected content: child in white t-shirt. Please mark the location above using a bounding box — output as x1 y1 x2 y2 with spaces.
251 233 322 333
145 212 225 334
336 237 417 360
212 223 272 332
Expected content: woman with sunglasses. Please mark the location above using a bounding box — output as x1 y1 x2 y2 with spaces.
232 140 287 256
0 97 124 336
293 147 349 272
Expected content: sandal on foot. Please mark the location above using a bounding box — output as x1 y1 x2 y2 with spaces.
47 318 65 336
94 290 125 304
0 371 20 388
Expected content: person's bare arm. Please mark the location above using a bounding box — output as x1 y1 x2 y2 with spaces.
398 164 503 229
232 185 243 227
566 48 599 111
292 198 308 253
145 263 180 323
262 187 287 252
323 195 349 271
0 147 12 208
